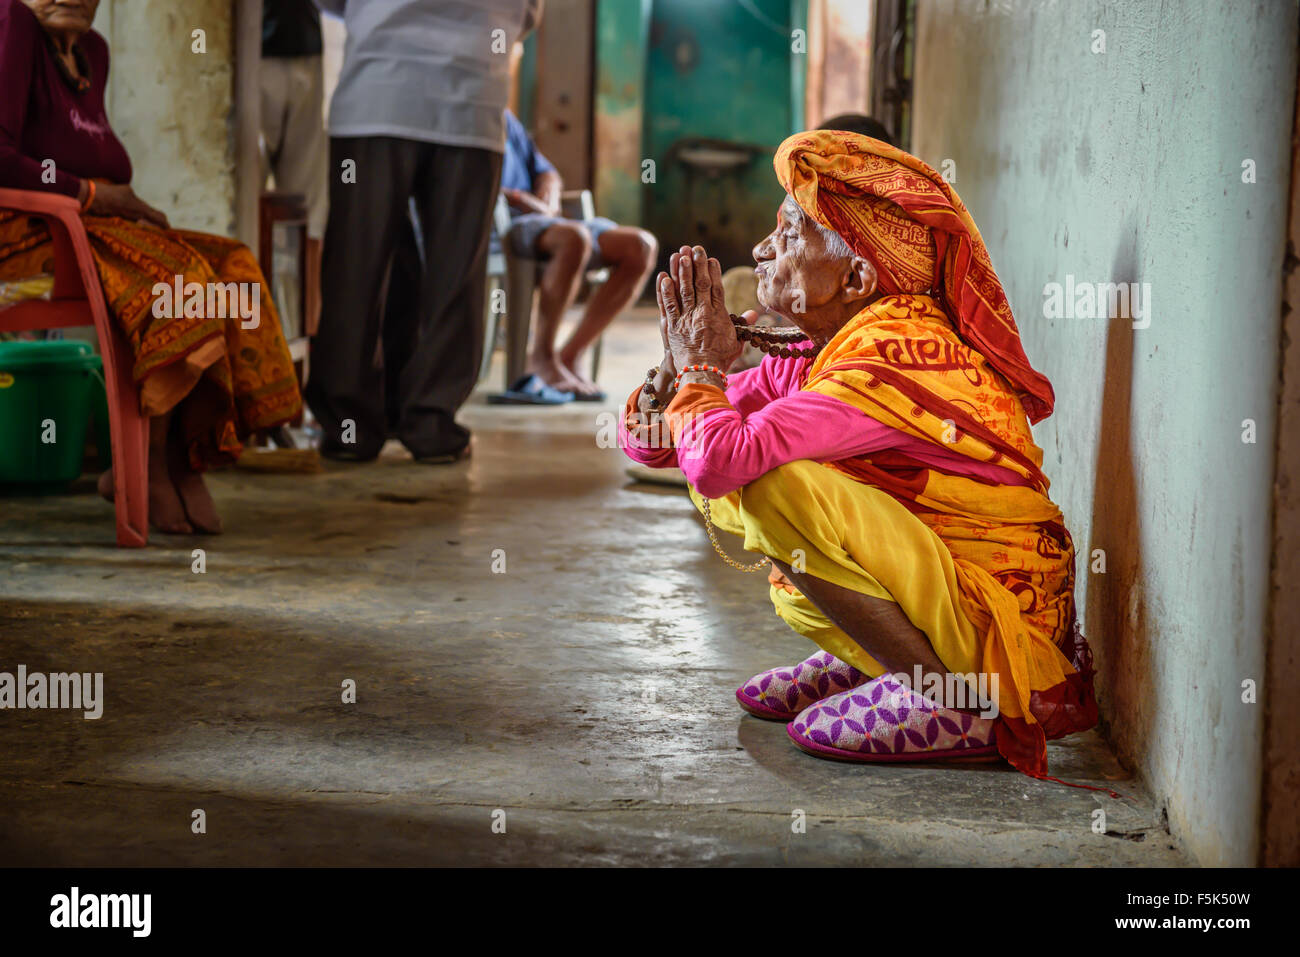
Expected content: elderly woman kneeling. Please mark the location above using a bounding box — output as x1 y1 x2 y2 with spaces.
620 130 1098 782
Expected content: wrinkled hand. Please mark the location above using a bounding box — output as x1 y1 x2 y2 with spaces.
633 317 676 418
657 244 743 374
88 182 169 230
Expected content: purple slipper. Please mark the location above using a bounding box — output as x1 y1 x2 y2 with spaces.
736 651 868 722
787 675 1000 763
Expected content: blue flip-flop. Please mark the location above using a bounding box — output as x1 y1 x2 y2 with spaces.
488 374 575 405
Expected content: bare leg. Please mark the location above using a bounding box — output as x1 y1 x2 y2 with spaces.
769 557 982 714
166 420 222 534
305 236 322 337
526 222 590 392
558 227 657 390
99 411 193 534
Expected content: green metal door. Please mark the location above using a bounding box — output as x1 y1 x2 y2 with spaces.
642 0 803 271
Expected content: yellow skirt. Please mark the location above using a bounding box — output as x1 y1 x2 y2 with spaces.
691 457 1106 778
690 459 983 681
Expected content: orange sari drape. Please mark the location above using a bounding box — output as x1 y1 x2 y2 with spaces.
762 129 1096 775
0 210 301 469
774 129 1056 423
803 293 1097 775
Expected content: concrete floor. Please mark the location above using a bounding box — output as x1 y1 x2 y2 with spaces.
0 309 1185 865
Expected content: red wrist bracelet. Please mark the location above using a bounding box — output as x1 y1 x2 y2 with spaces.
79 179 96 213
673 364 728 391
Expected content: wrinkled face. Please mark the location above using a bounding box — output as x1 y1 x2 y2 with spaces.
20 0 98 38
752 196 857 325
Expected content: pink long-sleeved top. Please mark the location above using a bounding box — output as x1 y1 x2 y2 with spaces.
619 353 1028 500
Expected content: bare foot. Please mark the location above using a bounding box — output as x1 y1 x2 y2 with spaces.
97 468 114 503
168 442 222 534
98 464 193 534
557 358 601 397
150 453 195 534
546 352 600 397
526 355 583 395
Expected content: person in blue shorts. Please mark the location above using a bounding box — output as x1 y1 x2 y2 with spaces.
499 109 657 402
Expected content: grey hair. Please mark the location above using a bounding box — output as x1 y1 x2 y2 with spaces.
782 193 856 261
816 221 855 261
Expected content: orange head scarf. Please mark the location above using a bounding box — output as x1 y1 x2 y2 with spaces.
773 130 1055 423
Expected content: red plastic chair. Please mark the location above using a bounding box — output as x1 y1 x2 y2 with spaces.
0 188 148 546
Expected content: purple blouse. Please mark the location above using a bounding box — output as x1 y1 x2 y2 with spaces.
0 0 132 198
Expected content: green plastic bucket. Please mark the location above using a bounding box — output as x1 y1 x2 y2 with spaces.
0 340 104 487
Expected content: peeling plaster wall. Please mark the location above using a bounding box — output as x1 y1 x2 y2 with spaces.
1263 82 1300 867
911 0 1296 865
95 0 237 237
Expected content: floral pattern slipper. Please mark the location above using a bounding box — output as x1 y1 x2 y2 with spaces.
736 651 868 722
787 675 1000 763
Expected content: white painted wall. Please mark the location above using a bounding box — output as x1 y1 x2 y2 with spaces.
95 0 237 236
911 0 1296 865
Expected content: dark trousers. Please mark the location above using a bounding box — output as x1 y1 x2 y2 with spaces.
307 135 502 459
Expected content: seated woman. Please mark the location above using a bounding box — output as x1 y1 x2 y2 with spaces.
0 0 302 534
621 130 1099 782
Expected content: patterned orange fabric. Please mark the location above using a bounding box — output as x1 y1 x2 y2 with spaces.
0 210 302 469
804 292 1097 776
774 130 1055 423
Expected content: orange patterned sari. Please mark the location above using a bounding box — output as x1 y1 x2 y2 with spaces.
775 129 1055 423
765 129 1097 776
0 210 302 469
803 293 1097 776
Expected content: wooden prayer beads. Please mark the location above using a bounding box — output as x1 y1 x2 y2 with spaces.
729 314 821 360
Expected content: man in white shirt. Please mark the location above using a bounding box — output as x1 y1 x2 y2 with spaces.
307 0 542 463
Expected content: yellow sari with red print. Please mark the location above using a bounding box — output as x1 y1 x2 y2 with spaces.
751 128 1100 776
802 291 1097 776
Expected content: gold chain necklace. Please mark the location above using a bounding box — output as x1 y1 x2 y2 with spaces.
700 498 770 572
690 316 816 572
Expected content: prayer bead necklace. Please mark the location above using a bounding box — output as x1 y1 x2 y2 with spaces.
729 314 822 361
